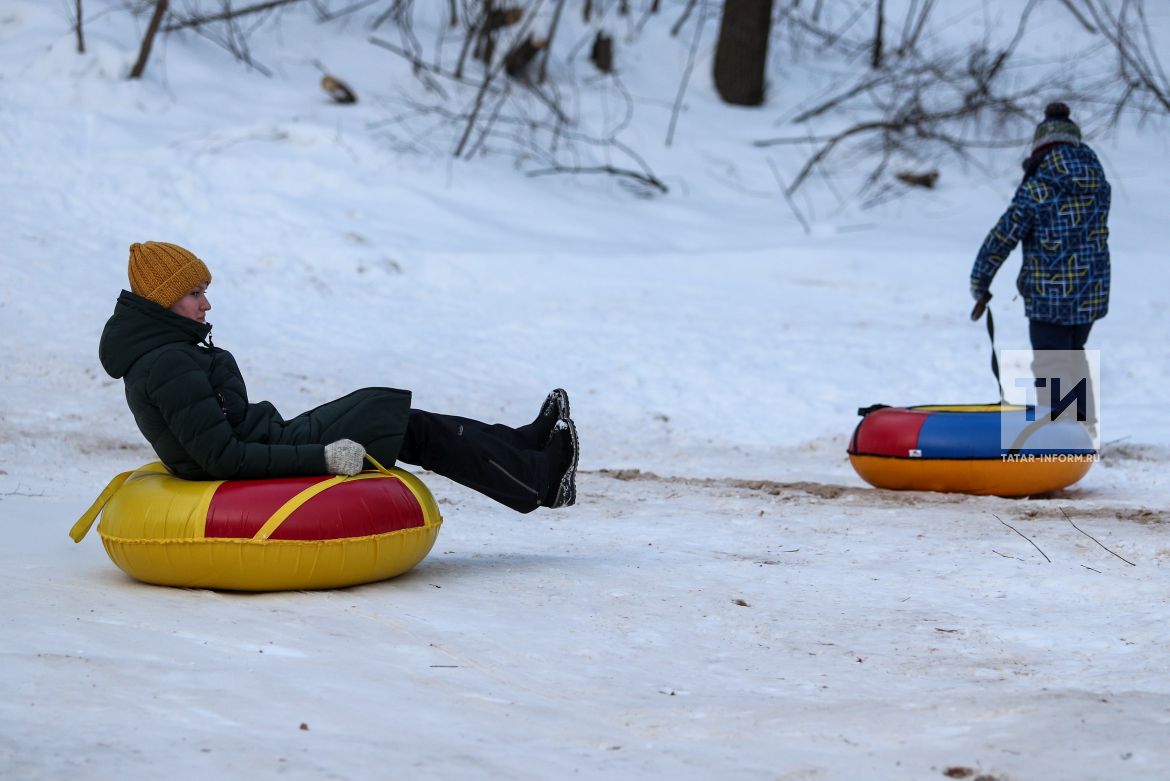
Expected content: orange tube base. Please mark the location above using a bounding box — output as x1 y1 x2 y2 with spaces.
849 453 1094 497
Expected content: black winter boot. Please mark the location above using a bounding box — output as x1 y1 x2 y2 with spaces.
517 388 571 449
542 418 579 508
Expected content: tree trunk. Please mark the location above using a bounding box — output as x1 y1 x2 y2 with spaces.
128 0 168 80
712 0 774 106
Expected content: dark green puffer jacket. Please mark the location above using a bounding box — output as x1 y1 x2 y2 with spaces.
99 291 411 481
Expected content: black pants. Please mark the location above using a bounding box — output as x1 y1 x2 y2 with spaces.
397 409 550 514
1028 319 1096 427
1029 320 1093 351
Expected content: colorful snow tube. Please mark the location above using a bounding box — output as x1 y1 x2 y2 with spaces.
70 461 442 591
848 404 1096 497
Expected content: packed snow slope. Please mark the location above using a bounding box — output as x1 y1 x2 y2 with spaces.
2 2 1168 779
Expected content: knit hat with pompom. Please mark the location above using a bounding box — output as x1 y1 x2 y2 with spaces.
1032 102 1082 154
127 242 212 309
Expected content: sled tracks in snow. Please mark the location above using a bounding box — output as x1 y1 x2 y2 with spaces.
592 468 1165 525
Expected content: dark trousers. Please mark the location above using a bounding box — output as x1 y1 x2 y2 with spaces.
1029 320 1093 351
1028 320 1096 427
397 409 550 514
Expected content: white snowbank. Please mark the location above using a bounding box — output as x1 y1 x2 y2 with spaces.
2 2 1168 778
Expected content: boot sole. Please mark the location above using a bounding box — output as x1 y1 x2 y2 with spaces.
552 417 579 508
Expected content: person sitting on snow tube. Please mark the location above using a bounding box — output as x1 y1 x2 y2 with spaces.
98 241 579 513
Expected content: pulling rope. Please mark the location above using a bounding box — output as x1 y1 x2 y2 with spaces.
971 292 1005 403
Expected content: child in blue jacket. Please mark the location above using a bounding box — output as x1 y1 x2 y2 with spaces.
971 101 1111 351
971 102 1109 431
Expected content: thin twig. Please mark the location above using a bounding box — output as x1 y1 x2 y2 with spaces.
537 0 567 84
1 484 46 498
454 58 500 157
463 81 512 159
453 2 483 79
162 0 304 32
670 0 699 37
665 0 706 147
1080 0 1170 114
369 35 491 90
75 0 86 53
765 157 810 234
368 35 450 96
1060 507 1137 566
758 119 889 194
315 0 380 21
1057 0 1098 33
787 72 897 124
526 165 668 193
897 0 934 55
994 514 1051 563
454 0 546 158
371 0 407 30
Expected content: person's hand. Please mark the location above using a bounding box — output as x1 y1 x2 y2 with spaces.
324 439 365 476
969 286 992 321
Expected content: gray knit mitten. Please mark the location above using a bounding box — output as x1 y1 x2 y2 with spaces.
323 439 366 476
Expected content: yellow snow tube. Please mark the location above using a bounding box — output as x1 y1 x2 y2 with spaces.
70 459 442 591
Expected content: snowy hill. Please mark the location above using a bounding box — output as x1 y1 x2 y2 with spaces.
2 2 1169 779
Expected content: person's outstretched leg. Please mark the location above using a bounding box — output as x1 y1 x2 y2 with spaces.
398 409 576 513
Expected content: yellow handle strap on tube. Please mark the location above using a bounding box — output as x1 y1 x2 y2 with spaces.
252 475 347 541
364 453 393 475
70 471 134 543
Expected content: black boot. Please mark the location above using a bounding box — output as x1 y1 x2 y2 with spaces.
517 388 571 449
542 418 579 508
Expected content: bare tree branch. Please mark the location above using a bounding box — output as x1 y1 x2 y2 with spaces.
454 0 547 157
1057 0 1098 33
666 0 707 147
897 0 935 56
871 0 884 69
314 0 381 22
162 0 305 33
752 0 1125 198
1079 0 1170 114
75 0 86 54
526 164 667 194
538 0 567 84
765 157 811 234
369 34 493 93
671 0 699 37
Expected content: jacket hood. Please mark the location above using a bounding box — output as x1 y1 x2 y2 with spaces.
99 290 213 379
1024 142 1101 189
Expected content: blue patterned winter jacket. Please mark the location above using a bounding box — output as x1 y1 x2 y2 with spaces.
971 143 1111 325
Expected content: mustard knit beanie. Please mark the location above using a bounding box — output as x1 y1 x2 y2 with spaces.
128 241 212 309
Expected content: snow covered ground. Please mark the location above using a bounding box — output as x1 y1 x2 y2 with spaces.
2 2 1168 779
